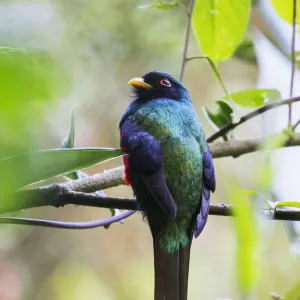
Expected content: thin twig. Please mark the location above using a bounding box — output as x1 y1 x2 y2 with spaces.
0 210 135 229
288 0 297 127
293 118 300 130
179 0 195 81
207 96 300 143
186 56 231 99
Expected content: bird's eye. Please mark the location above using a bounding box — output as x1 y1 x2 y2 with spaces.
160 78 171 88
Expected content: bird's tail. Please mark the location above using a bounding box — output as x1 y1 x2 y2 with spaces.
153 239 192 300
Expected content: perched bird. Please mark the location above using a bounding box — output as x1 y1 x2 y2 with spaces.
119 71 216 300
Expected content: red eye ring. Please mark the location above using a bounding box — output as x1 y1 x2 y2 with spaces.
160 78 171 88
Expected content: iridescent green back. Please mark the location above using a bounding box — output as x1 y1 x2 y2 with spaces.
128 99 207 253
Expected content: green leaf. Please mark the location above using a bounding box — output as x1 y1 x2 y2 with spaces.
0 148 124 191
260 132 290 151
275 201 300 209
237 189 257 196
288 51 300 70
296 52 300 69
237 189 273 208
61 107 76 150
233 37 257 65
140 0 180 10
202 100 233 130
228 180 260 296
271 0 300 25
61 107 78 180
223 89 281 108
192 0 251 63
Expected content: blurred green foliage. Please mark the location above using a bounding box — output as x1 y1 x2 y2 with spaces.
0 49 70 155
252 133 290 192
0 50 67 106
271 0 300 25
51 263 113 300
228 180 260 298
140 0 181 10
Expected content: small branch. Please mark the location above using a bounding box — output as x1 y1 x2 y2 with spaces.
288 0 297 127
262 207 300 221
179 0 195 81
293 118 300 130
66 167 124 193
3 193 300 225
211 205 300 221
207 96 300 143
186 56 231 99
4 186 137 214
0 210 135 229
210 132 300 158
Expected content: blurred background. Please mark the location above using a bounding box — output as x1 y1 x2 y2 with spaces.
0 0 300 299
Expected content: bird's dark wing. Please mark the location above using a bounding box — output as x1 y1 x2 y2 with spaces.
194 146 216 237
120 119 177 219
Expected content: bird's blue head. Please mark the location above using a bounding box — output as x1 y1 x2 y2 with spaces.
129 71 191 104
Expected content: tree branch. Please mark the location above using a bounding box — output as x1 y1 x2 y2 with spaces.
207 96 300 143
210 132 300 158
179 0 195 81
3 192 300 228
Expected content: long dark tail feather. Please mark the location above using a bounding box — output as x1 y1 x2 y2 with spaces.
164 251 179 300
153 239 180 300
179 242 192 300
153 239 192 300
153 241 165 300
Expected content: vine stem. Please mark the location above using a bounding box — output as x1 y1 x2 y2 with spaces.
294 118 300 130
207 96 300 143
289 0 297 127
0 210 135 229
186 56 231 99
179 0 195 81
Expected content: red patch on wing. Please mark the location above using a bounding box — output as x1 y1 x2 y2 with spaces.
122 154 131 186
120 129 131 186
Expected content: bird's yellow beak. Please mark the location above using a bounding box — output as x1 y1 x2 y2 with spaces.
128 77 153 90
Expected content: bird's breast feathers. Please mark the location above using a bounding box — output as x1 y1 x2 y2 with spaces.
131 99 205 144
126 99 205 210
